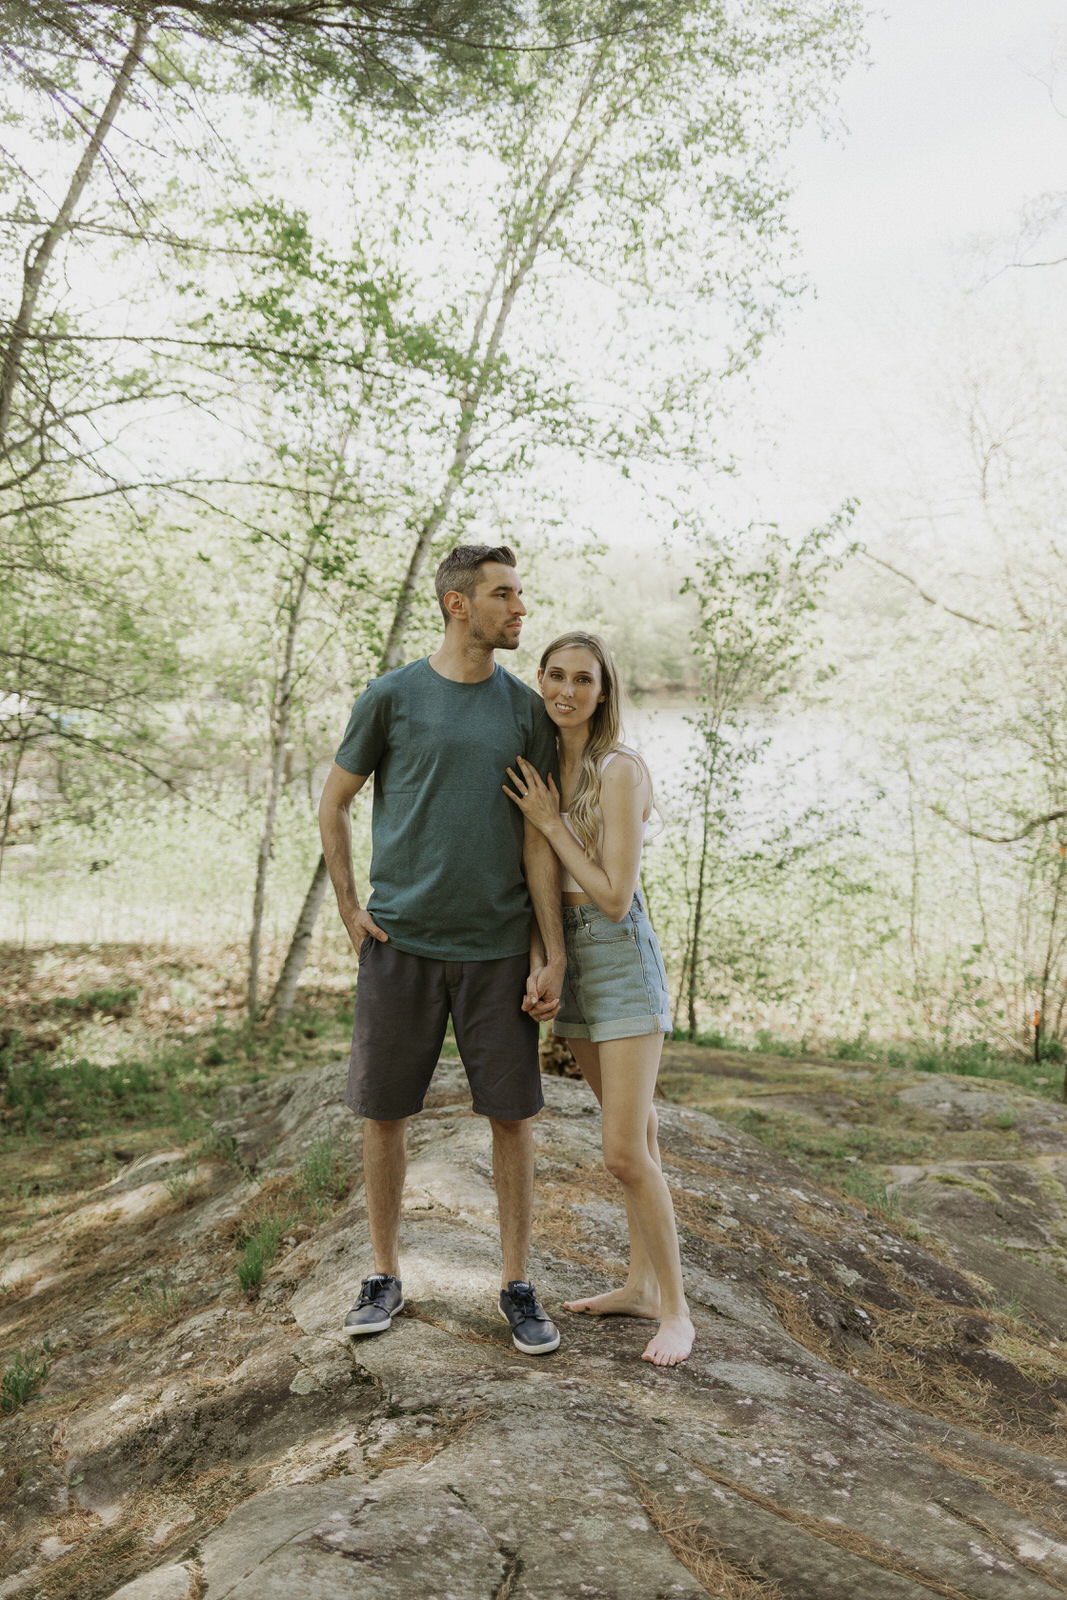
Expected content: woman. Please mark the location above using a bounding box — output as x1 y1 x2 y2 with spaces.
504 631 693 1367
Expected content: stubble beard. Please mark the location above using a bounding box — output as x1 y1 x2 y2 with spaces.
470 614 520 652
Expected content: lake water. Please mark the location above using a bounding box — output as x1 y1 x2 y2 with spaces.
624 697 875 813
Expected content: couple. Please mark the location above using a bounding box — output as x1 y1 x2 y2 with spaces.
318 544 693 1368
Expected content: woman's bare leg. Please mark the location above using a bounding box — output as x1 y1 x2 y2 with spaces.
562 1036 661 1318
565 1033 694 1366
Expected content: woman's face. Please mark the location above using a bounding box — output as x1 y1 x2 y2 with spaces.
538 646 606 732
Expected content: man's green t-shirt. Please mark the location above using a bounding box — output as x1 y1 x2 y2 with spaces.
335 658 558 962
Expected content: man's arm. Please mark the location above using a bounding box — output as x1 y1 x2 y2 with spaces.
522 818 565 1022
318 761 387 953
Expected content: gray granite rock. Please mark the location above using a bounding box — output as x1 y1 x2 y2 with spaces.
2 1061 1067 1600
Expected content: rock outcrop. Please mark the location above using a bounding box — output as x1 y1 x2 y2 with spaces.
2 1060 1067 1599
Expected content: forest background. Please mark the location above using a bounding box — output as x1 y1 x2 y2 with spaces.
4 0 1067 1109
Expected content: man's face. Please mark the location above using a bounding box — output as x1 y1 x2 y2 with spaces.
466 563 527 651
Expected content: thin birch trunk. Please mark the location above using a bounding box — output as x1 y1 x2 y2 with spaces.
247 538 316 1017
0 20 149 453
687 777 714 1038
267 854 331 1017
0 733 29 896
1038 841 1067 1051
685 736 720 1037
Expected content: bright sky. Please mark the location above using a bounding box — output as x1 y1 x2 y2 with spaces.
728 0 1067 535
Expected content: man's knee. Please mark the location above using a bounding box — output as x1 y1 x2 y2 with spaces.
488 1115 533 1140
363 1116 409 1148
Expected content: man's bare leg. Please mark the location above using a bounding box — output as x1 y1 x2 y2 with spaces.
363 1117 408 1278
489 1116 534 1285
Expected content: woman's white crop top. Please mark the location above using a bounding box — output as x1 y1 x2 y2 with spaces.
559 749 649 895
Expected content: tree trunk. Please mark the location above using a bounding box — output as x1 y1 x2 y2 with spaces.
0 732 29 896
0 19 149 454
686 744 717 1038
267 853 331 1018
1038 839 1067 1054
247 538 315 1016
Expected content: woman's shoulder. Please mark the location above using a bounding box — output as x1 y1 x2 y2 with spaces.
600 747 650 791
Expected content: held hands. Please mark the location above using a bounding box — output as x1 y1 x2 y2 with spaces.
503 756 561 835
523 959 565 1022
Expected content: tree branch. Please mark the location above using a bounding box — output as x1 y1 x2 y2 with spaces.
860 550 1027 632
0 15 150 452
929 801 1067 844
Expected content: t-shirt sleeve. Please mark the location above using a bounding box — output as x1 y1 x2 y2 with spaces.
335 680 388 775
527 701 559 785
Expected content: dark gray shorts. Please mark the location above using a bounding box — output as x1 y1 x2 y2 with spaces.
345 939 544 1122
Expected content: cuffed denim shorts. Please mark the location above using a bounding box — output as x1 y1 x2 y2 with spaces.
553 888 672 1043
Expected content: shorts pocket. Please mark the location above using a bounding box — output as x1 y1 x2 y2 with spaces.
584 915 636 945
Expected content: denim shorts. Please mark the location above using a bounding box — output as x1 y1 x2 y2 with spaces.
553 888 672 1043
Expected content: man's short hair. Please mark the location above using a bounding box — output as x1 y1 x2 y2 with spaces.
434 544 516 622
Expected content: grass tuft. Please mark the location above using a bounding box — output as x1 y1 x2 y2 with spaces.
1 1342 52 1413
236 1215 289 1291
296 1128 350 1211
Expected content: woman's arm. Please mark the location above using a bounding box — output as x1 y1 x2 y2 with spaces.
504 753 648 922
522 820 565 1019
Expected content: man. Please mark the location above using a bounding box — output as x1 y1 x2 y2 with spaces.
318 544 566 1355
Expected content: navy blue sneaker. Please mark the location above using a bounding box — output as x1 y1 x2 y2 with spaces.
499 1280 560 1355
343 1274 404 1336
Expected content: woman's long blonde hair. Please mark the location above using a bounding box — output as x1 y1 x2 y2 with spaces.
539 631 651 857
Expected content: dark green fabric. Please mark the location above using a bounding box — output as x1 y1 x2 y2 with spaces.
335 658 557 961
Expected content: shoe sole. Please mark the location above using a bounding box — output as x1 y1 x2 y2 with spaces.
342 1298 405 1336
498 1306 560 1355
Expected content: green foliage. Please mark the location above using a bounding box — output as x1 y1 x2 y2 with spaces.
911 1041 1000 1077
198 1128 249 1177
0 518 192 863
2 0 867 1026
163 1163 195 1203
655 508 858 1035
720 1104 929 1176
132 1272 181 1318
51 986 141 1017
2 1052 161 1137
297 1129 350 1209
1 1343 52 1413
236 1215 288 1291
5 0 560 117
838 1166 909 1222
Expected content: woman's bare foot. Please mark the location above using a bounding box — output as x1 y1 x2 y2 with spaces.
642 1314 695 1367
563 1285 660 1319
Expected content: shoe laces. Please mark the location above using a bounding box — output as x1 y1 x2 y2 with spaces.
357 1274 391 1305
509 1281 539 1316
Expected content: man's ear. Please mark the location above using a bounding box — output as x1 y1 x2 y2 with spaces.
442 588 467 623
